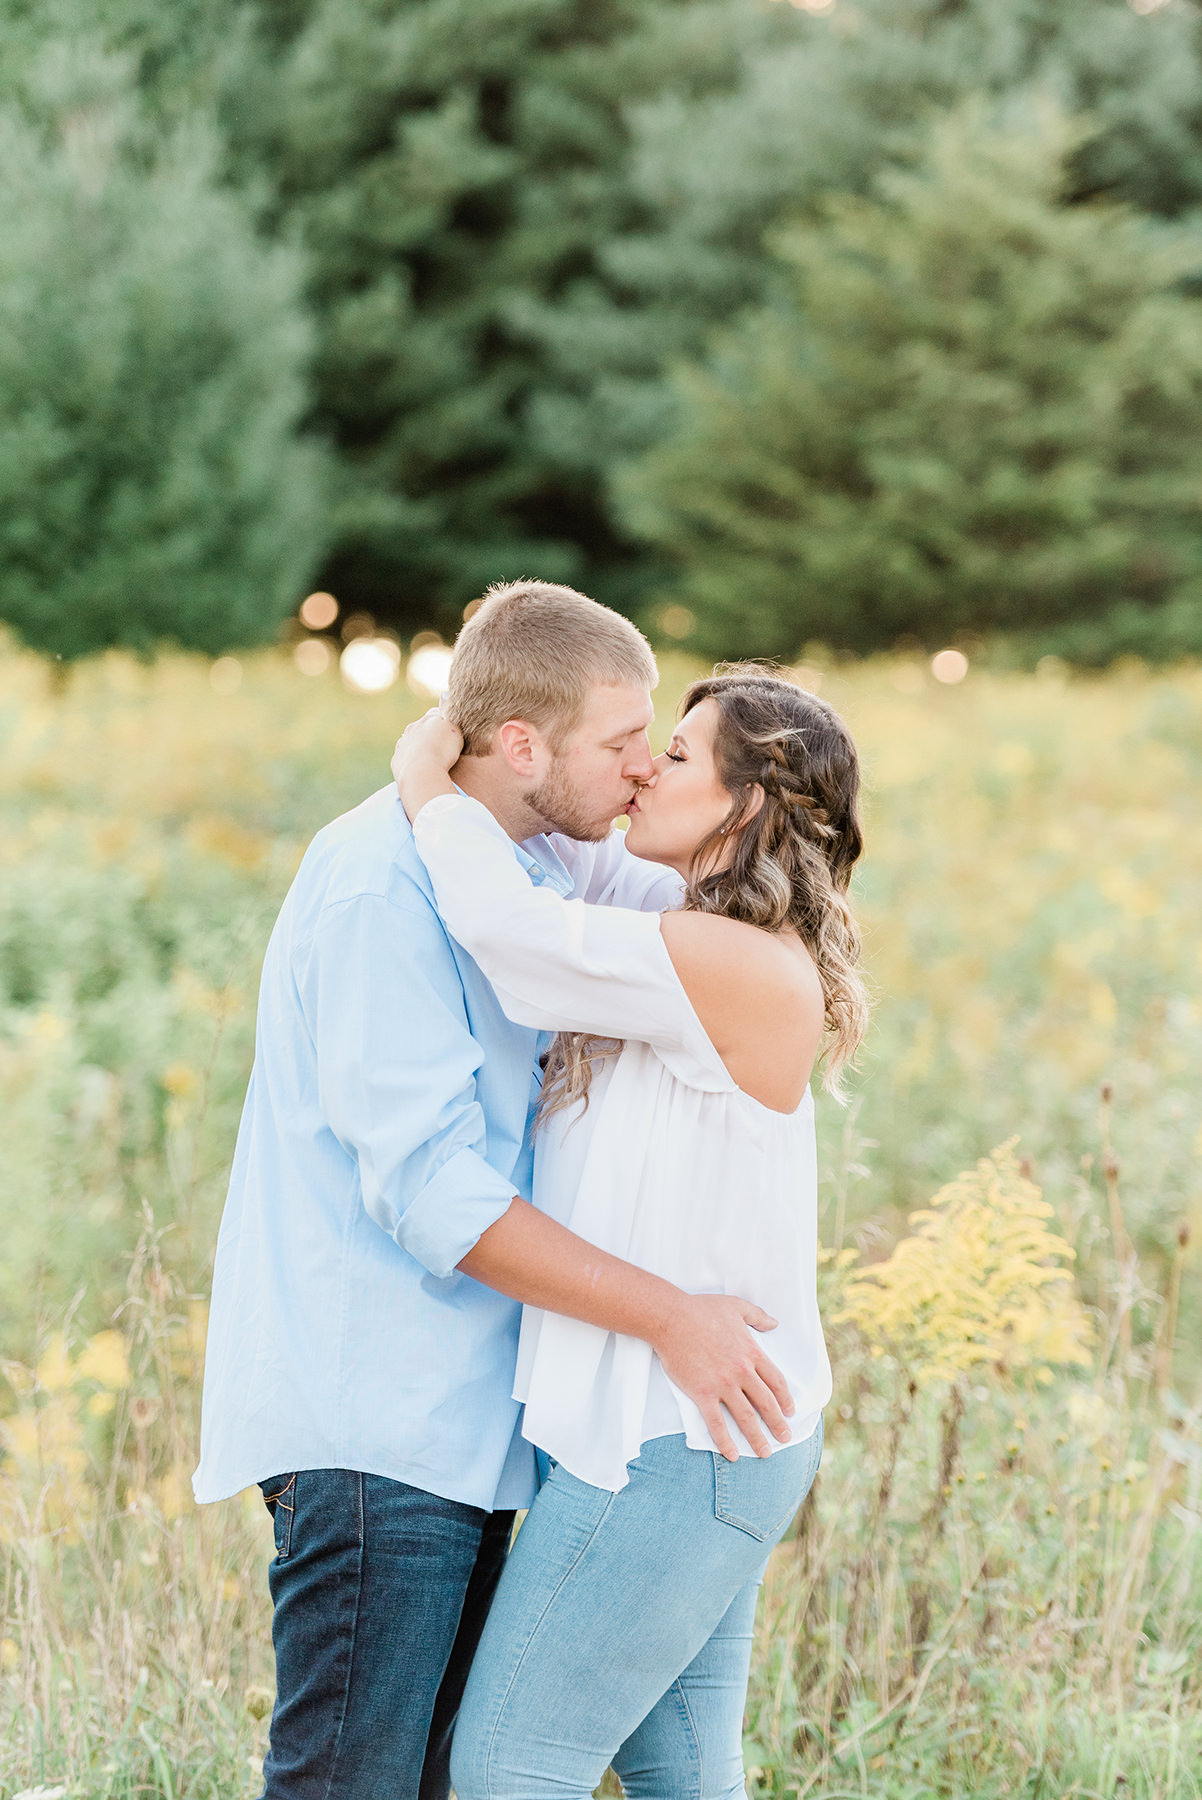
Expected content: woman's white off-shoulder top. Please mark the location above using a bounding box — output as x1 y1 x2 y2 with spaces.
411 794 832 1492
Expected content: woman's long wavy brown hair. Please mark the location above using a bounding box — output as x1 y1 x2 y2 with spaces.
539 665 870 1121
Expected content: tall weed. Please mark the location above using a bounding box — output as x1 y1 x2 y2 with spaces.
0 637 1198 1794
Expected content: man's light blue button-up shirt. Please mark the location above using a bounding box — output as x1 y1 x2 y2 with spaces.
193 784 680 1512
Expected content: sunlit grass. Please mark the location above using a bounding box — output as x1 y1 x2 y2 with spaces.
0 636 1199 1796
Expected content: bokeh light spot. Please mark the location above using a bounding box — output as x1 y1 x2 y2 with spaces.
408 642 454 698
299 591 339 631
340 638 401 694
210 657 242 695
931 649 969 685
294 639 332 677
341 611 376 643
658 605 696 641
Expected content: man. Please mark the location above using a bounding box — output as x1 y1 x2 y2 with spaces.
194 581 793 1800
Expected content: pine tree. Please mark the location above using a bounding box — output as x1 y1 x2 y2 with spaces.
0 39 328 664
599 0 1202 642
224 0 735 634
622 106 1202 661
238 0 1202 637
6 0 1202 650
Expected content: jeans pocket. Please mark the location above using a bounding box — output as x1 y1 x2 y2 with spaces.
260 1472 297 1562
712 1417 823 1543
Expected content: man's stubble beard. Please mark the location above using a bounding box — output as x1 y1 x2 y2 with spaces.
524 756 615 843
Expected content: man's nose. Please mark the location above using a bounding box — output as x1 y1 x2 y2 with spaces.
626 734 655 784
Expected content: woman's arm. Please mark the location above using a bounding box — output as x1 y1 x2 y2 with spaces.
392 708 462 816
392 716 821 1101
390 714 710 1056
412 788 708 1055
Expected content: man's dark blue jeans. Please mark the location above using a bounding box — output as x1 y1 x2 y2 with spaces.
258 1468 514 1800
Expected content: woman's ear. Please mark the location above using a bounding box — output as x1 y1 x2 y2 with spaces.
741 784 766 823
720 784 763 850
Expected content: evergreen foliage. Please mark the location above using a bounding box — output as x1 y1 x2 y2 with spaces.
622 107 1202 661
231 0 1202 636
4 0 1202 658
224 0 739 635
594 0 1202 624
0 38 327 664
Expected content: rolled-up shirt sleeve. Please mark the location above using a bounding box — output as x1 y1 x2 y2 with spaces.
297 889 518 1280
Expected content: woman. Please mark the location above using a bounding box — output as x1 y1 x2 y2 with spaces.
392 666 868 1800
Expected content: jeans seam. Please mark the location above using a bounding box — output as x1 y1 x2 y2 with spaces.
318 1471 366 1800
670 1676 703 1799
482 1487 616 1792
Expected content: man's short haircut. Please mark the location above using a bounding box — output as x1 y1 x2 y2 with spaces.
446 580 658 755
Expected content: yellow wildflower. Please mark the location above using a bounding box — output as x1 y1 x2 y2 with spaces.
76 1328 131 1390
29 1009 68 1043
35 1332 74 1393
835 1142 1093 1385
0 1393 92 1539
156 1462 193 1522
160 1061 199 1100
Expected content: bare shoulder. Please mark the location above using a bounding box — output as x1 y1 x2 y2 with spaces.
659 910 824 1108
659 910 823 1023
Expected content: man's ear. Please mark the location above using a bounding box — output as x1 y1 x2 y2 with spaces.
495 718 547 779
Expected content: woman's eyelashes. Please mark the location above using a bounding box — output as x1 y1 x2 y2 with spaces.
664 749 686 764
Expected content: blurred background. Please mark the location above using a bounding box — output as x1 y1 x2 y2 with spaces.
1 1 1201 1796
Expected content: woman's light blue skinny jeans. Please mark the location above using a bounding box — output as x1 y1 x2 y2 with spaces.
450 1420 823 1800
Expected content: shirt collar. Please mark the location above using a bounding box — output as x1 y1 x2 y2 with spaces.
514 833 574 897
445 779 574 897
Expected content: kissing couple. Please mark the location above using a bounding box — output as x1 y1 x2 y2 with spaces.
194 580 868 1799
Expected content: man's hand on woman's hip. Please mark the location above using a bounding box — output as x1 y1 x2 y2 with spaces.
651 1291 794 1462
460 1197 794 1461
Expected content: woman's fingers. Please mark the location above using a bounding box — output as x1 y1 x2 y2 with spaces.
391 712 463 791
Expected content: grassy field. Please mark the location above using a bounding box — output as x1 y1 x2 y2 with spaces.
0 638 1199 1797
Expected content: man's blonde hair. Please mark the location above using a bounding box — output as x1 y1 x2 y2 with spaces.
446 580 657 755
